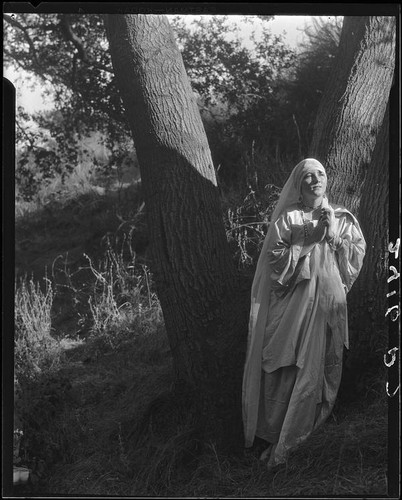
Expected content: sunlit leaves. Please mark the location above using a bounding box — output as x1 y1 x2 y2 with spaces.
5 13 342 196
167 15 299 183
170 15 296 113
5 13 131 200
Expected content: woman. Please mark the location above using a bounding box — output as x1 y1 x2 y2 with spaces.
242 158 366 468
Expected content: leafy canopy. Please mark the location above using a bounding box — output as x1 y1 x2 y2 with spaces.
4 14 342 198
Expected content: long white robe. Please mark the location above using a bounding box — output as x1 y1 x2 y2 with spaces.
252 202 366 465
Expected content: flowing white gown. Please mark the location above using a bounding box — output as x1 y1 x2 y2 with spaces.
243 201 366 466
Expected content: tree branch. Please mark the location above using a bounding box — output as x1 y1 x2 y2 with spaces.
16 119 35 148
4 14 41 68
58 14 113 74
59 14 89 62
4 47 54 85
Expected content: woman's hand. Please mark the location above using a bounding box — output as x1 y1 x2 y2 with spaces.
320 206 336 240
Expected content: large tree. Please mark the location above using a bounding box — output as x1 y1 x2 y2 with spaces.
105 14 248 452
345 103 391 382
310 16 396 390
310 16 396 214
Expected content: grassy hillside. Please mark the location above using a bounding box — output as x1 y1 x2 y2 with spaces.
13 164 388 496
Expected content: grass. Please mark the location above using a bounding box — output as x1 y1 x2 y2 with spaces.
14 319 388 496
14 275 63 385
15 158 147 280
13 161 390 497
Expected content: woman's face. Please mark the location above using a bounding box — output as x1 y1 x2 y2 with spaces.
301 168 327 201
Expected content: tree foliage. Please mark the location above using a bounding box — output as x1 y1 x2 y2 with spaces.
284 16 342 156
5 13 343 198
170 15 297 186
4 14 121 124
5 13 130 200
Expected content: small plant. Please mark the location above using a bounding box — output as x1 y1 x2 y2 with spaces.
224 184 281 269
84 239 162 346
14 275 67 481
14 275 61 384
86 251 122 336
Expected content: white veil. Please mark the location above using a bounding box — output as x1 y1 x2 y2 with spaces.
242 158 327 447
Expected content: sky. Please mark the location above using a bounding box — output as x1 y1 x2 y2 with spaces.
4 15 324 113
265 15 314 46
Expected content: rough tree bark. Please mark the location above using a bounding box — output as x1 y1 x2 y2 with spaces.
355 103 389 332
310 16 396 394
310 16 396 214
105 15 248 452
343 105 390 387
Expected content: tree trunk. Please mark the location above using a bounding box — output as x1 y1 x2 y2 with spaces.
355 103 389 333
310 16 396 214
105 14 248 452
341 104 390 392
310 16 396 397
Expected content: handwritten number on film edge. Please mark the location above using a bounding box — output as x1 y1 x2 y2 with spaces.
385 239 400 397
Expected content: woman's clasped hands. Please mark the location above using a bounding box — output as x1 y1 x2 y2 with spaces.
307 206 336 245
320 206 336 240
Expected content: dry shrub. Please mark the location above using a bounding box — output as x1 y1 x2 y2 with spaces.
224 184 281 268
84 240 162 347
14 276 62 384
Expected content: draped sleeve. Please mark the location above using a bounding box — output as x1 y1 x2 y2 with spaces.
267 209 309 293
269 212 300 281
332 212 366 292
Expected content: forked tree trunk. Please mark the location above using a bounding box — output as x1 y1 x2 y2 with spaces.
310 16 395 214
105 14 247 452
